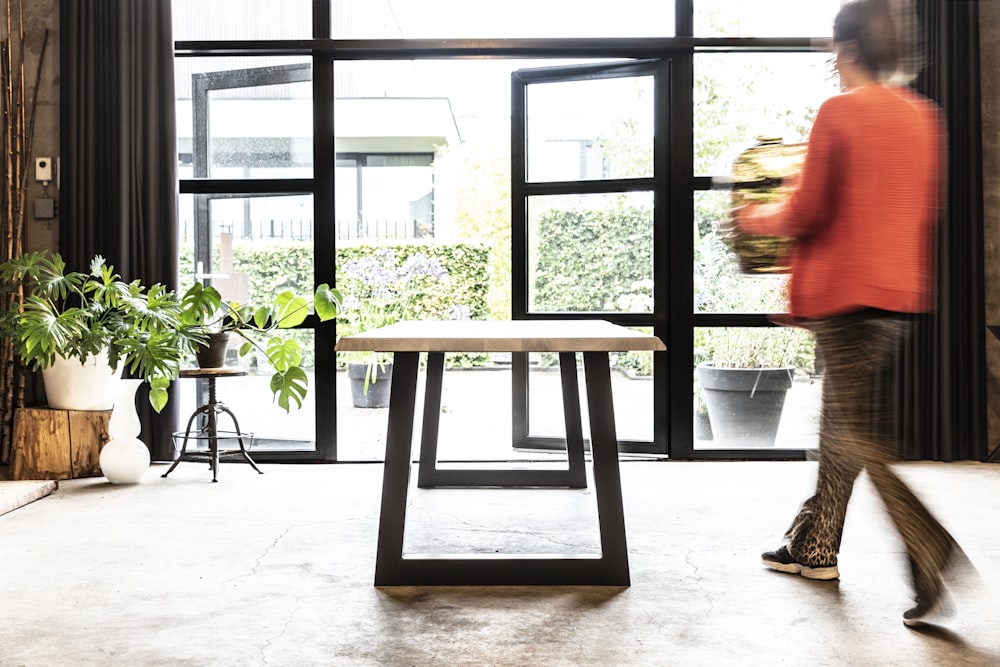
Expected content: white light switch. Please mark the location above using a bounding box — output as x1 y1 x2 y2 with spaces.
35 157 53 183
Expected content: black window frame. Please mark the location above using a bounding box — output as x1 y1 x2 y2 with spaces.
176 0 827 462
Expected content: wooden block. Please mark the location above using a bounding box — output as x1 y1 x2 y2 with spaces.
10 408 110 480
67 410 109 477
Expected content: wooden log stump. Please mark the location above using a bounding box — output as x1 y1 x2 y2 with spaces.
10 408 110 480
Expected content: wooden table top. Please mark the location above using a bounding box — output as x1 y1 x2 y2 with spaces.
179 367 249 379
334 319 666 353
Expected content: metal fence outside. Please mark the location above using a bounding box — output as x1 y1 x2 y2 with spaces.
180 219 431 243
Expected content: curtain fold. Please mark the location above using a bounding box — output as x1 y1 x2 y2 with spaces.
60 0 180 461
901 0 986 460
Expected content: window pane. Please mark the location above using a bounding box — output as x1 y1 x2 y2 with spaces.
177 332 318 451
206 82 312 177
335 155 436 240
173 0 314 40
333 1 675 38
694 0 841 38
177 193 317 452
179 194 315 294
528 192 653 313
176 57 313 179
527 76 654 183
694 52 838 177
527 343 654 443
693 327 819 450
694 191 789 314
361 159 434 238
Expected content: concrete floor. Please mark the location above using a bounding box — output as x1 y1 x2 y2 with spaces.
0 459 998 666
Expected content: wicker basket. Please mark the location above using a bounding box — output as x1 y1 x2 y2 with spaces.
725 138 808 274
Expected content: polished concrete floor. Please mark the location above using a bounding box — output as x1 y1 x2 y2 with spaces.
1 459 998 666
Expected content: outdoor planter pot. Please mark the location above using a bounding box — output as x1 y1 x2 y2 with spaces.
348 361 393 409
696 362 794 447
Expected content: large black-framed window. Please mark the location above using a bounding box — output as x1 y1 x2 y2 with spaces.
175 0 986 463
178 33 820 463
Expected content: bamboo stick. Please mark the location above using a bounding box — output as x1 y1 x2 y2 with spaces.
0 0 14 462
0 0 45 464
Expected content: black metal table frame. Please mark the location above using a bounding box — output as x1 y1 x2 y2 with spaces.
374 350 630 586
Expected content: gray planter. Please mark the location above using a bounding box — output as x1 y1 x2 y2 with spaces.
696 362 794 447
348 362 393 409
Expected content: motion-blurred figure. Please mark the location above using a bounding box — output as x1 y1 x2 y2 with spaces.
732 0 971 626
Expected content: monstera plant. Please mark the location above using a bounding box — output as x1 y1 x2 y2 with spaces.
0 252 201 411
179 281 342 411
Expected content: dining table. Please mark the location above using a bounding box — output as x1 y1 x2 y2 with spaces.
335 319 666 586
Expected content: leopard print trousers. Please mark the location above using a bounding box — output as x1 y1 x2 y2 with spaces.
784 310 959 599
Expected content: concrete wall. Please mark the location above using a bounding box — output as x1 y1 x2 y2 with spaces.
982 0 1000 453
21 0 59 253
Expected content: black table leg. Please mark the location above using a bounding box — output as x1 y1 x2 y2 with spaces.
416 351 587 489
374 351 420 586
583 351 630 585
417 352 445 488
374 350 630 586
559 352 588 488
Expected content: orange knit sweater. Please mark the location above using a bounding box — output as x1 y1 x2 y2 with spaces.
739 84 943 319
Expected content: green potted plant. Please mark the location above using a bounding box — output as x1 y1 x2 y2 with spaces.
0 251 201 412
336 247 452 408
179 281 341 412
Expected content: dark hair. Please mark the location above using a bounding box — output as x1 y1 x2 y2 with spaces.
833 0 900 78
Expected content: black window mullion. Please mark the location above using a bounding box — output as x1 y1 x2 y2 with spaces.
524 178 655 197
312 0 336 461
667 51 695 460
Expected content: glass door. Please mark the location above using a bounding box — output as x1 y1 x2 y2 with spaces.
511 60 668 455
181 62 322 458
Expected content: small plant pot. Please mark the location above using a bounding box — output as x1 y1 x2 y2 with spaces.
195 332 231 369
348 361 393 409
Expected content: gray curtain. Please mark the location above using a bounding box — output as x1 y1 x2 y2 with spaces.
900 0 986 460
60 0 180 461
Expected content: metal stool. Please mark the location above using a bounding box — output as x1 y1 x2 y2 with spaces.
162 368 262 482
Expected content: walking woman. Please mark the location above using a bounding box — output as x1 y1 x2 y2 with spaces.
732 0 971 626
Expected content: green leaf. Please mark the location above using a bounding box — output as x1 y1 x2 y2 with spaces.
147 376 171 413
313 283 341 322
271 291 310 329
270 366 308 412
263 336 302 373
252 304 273 330
179 283 222 326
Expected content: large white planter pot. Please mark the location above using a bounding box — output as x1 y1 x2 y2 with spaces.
41 351 122 411
99 379 150 484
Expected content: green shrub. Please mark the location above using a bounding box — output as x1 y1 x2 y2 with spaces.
532 202 652 312
180 240 492 368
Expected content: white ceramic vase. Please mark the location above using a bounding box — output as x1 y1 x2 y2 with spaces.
99 378 150 484
42 351 121 410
